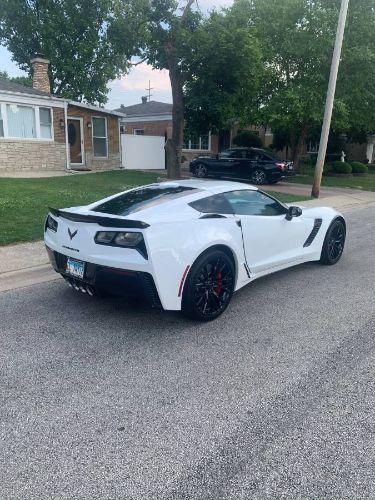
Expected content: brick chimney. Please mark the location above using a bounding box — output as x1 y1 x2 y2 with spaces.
142 96 148 104
30 54 50 93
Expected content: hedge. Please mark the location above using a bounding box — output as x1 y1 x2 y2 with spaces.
329 161 352 174
351 162 368 174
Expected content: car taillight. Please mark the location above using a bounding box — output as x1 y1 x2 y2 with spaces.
95 231 148 259
45 214 58 232
276 163 286 171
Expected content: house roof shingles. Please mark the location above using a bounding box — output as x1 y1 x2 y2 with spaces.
114 100 172 118
0 78 51 96
0 78 126 117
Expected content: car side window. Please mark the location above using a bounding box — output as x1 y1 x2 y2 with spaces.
223 190 287 216
189 194 234 214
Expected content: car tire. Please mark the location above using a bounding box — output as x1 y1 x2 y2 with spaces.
182 249 235 321
251 168 267 185
193 163 208 178
320 218 346 265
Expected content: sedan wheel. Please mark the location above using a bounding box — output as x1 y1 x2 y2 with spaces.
182 250 235 321
320 219 346 265
194 163 207 178
251 169 267 185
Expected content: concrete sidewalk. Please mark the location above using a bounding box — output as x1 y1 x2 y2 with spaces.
1 189 375 294
0 241 59 293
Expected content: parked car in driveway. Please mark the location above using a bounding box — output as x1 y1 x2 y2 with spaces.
190 148 290 184
45 180 346 321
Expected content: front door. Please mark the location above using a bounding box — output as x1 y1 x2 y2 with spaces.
67 118 84 165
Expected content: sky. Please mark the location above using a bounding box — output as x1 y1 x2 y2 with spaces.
0 0 233 109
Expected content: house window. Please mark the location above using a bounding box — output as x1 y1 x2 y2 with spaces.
134 129 144 135
0 102 54 140
183 132 211 151
6 104 36 138
39 107 52 139
92 117 108 157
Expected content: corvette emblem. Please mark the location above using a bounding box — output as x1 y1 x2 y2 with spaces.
68 228 78 240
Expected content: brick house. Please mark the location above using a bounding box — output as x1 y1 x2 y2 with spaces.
114 97 219 165
0 56 125 172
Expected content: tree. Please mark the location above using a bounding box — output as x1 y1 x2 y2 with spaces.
229 0 375 168
0 70 32 87
233 131 263 148
183 9 263 139
0 0 138 104
112 0 204 178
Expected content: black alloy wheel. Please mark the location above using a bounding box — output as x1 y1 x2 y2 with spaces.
182 250 235 321
320 219 346 265
194 163 208 178
251 169 267 185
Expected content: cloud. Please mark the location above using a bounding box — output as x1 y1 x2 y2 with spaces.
113 62 170 93
196 0 233 11
108 63 172 108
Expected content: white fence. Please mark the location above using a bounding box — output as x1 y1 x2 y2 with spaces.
121 134 165 170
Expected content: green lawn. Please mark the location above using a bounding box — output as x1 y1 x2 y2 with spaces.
0 171 309 246
288 171 375 191
265 191 309 204
0 171 161 245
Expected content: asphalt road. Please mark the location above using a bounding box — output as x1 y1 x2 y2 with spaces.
1 206 375 499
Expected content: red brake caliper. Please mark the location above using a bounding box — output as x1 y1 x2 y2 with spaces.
215 272 222 295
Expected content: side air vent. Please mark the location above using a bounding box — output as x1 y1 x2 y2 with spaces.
199 214 227 219
303 218 323 247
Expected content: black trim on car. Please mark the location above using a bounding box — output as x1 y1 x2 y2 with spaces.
49 208 149 229
303 218 323 247
45 246 161 308
199 214 227 219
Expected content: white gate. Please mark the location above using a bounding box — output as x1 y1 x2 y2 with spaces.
121 134 165 170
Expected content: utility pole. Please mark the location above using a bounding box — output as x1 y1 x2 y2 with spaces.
311 0 350 198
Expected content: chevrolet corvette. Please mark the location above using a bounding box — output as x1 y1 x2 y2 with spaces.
45 180 346 320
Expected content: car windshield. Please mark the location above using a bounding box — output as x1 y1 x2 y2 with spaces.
92 185 199 216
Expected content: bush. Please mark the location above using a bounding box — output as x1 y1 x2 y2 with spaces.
323 164 333 176
368 163 375 172
329 161 352 174
233 130 263 148
351 162 368 174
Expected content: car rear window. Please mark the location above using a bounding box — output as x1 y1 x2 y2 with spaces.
93 185 198 216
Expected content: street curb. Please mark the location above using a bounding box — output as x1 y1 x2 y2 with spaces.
0 264 61 293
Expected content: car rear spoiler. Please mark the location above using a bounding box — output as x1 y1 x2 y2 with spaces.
49 208 149 229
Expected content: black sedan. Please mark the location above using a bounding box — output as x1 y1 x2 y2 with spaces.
189 148 288 184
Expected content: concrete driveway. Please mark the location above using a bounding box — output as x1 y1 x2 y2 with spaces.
1 206 375 499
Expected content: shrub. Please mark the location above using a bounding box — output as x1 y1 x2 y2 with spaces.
329 161 352 174
323 164 333 176
351 162 368 174
233 130 263 148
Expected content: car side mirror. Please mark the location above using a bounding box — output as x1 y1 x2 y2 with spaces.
285 205 302 221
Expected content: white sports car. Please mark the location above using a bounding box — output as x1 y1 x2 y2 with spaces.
45 180 346 320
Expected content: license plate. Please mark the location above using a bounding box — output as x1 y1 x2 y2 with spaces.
66 258 85 279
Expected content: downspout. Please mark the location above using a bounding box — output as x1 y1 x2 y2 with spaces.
64 100 70 170
118 117 123 169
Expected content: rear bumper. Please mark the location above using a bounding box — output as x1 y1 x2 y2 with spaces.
46 246 162 308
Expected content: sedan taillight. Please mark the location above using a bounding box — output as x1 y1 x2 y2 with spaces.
276 163 286 171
